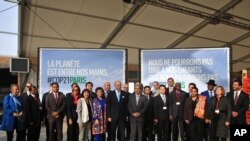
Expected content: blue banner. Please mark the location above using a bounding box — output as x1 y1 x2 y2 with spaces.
141 48 230 92
39 48 126 95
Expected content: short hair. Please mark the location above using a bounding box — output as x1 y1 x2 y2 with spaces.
233 79 242 86
191 87 198 93
10 84 18 89
51 82 59 87
135 83 143 90
159 84 166 89
167 77 174 82
85 82 93 87
49 83 53 86
81 89 90 97
144 86 151 90
188 83 196 87
153 81 159 85
95 87 104 94
71 83 78 88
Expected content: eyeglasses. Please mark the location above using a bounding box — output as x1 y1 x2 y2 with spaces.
72 89 79 91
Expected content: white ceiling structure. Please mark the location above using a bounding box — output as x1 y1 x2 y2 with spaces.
20 0 250 73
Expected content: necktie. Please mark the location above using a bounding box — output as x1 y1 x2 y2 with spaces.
176 90 181 102
117 91 120 102
210 91 212 97
55 93 58 103
162 95 166 104
234 92 238 105
136 95 140 105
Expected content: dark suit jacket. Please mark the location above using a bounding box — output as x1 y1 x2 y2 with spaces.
169 90 188 119
128 94 149 122
22 92 30 124
154 94 170 120
106 90 129 121
166 87 175 95
201 90 213 106
45 92 66 120
65 93 79 121
90 92 96 100
25 95 42 126
145 96 154 122
227 91 249 124
42 91 50 121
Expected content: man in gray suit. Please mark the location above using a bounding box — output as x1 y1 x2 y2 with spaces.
128 83 149 141
45 82 66 141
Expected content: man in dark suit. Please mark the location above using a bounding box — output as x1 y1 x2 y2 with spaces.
22 82 32 140
128 83 148 141
85 82 96 99
154 85 170 141
45 82 66 141
169 82 188 141
166 78 175 94
201 79 217 141
106 80 129 141
166 77 175 141
227 79 249 125
143 86 155 141
103 81 111 141
42 83 52 141
25 85 42 141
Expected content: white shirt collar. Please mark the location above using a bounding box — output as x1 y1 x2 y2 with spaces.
234 90 241 95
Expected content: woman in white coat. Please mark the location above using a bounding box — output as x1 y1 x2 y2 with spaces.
77 89 92 141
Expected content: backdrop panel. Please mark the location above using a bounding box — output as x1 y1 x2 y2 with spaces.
140 48 230 92
39 48 126 95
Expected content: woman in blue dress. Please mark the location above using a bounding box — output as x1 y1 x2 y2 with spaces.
92 87 107 141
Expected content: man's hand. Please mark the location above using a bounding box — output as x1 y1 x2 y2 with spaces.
68 119 73 125
154 119 158 125
13 112 19 117
52 111 59 117
185 120 190 124
232 112 238 118
205 119 211 124
132 112 141 117
108 118 112 122
225 122 230 127
18 112 23 116
169 115 173 121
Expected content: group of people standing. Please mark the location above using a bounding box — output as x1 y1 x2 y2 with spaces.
0 78 249 141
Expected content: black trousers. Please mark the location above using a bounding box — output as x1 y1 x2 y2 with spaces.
188 118 205 141
7 129 26 141
125 120 130 140
157 119 169 141
172 117 185 141
27 124 41 141
48 118 63 141
210 137 227 141
67 120 79 141
111 119 125 141
203 123 210 141
107 122 112 141
45 118 50 141
6 118 26 141
143 119 154 141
